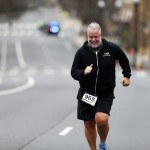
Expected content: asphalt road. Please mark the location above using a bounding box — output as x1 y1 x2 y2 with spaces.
0 6 150 150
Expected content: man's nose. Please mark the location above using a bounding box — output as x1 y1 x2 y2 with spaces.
91 37 96 40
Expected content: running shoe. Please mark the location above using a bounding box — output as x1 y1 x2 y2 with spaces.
99 143 110 150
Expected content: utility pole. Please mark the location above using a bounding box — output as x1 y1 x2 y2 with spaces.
133 0 140 68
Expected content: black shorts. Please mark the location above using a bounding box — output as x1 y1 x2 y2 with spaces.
77 93 115 121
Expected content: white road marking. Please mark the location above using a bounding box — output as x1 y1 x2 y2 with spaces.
0 22 38 37
134 71 148 78
25 69 38 75
60 68 70 76
15 39 27 68
0 39 7 84
18 30 26 36
116 70 149 78
27 30 34 36
59 127 73 136
0 39 7 72
0 23 9 30
11 30 17 36
43 69 56 75
0 76 35 96
7 69 20 76
3 30 9 36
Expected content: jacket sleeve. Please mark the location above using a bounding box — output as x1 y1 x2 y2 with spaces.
71 50 85 81
115 45 131 78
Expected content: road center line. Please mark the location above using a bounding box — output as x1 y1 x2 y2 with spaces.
59 127 73 136
15 39 27 68
0 76 35 96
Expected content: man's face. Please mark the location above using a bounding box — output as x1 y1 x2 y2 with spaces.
87 28 102 48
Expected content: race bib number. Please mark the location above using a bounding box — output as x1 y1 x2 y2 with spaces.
81 93 97 106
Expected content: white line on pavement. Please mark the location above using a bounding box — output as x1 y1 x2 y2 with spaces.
15 39 27 68
60 68 70 76
0 76 35 96
43 69 56 75
0 39 7 72
59 127 73 136
0 39 7 84
116 70 149 78
134 71 148 78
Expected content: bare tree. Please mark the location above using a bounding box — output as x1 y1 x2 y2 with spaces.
58 0 115 35
0 0 50 21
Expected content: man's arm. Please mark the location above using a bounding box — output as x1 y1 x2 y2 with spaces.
115 45 131 79
71 50 84 81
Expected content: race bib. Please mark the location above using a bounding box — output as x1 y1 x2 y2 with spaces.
81 93 97 106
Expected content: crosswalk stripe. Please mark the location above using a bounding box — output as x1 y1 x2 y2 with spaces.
25 69 38 75
0 30 40 37
116 70 149 78
60 68 70 75
0 22 40 37
1 68 149 78
4 68 70 76
43 69 56 75
134 71 148 78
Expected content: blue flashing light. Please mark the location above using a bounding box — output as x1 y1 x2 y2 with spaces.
50 26 60 33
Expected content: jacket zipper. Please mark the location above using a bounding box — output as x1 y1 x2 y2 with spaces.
94 51 99 95
90 48 100 96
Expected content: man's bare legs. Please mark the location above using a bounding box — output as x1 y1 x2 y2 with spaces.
84 119 97 150
84 113 109 150
95 112 109 144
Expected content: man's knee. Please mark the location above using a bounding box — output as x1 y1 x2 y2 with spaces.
84 119 95 128
95 112 108 126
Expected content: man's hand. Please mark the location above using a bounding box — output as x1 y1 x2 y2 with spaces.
121 77 130 87
84 64 93 75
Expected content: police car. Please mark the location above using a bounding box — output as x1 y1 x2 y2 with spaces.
45 21 60 34
39 21 60 35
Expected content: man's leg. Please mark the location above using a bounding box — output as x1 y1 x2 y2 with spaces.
84 119 97 150
95 112 109 144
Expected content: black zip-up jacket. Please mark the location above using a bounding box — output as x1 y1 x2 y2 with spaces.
71 38 131 100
